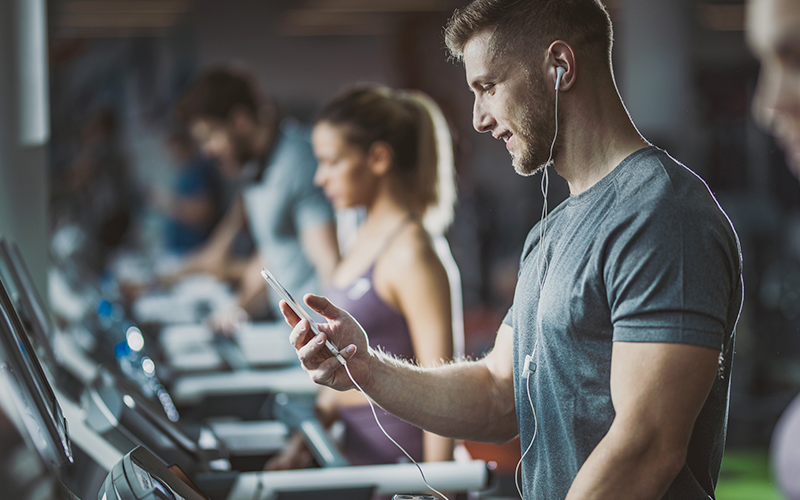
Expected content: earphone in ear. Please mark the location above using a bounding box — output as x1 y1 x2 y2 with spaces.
555 66 565 91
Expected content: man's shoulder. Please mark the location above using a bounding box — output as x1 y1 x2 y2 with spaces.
616 148 702 195
278 116 312 143
613 148 723 219
268 118 316 175
608 148 740 269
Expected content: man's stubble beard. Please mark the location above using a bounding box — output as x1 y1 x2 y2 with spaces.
512 77 561 177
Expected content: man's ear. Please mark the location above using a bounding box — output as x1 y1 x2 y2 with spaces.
546 40 577 91
228 106 257 134
367 141 393 176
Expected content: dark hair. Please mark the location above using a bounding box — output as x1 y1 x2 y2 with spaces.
176 66 269 124
317 84 456 235
444 0 613 70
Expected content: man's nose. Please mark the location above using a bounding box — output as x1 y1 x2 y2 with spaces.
473 97 493 133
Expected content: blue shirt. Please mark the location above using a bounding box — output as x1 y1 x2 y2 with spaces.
242 118 334 315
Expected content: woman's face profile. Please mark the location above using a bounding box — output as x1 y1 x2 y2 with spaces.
312 121 379 209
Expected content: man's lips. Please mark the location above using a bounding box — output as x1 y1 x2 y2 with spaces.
494 131 514 150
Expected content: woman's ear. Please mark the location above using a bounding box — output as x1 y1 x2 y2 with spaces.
367 141 393 176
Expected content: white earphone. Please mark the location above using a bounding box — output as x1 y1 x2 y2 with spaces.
555 66 565 90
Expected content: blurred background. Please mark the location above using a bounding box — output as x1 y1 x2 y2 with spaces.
0 0 799 498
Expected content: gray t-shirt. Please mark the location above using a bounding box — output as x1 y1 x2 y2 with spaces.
503 147 742 499
242 119 334 314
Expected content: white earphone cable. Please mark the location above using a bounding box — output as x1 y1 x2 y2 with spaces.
514 71 560 500
343 361 449 500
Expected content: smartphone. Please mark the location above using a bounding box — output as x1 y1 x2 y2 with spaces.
392 495 440 500
260 268 345 365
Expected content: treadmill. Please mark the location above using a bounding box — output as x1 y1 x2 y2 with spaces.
0 274 212 500
5 241 492 499
0 240 275 467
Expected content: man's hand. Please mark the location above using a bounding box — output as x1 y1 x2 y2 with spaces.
283 294 370 392
208 304 249 337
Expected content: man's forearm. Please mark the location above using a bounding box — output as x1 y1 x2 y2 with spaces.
360 353 518 443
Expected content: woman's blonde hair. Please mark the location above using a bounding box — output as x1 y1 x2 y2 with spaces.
316 84 456 235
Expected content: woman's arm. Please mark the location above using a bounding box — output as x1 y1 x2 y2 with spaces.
375 225 455 461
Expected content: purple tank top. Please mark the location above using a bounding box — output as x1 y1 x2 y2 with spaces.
326 265 415 361
324 223 423 465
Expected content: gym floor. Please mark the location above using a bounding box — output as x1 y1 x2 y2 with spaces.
717 449 785 500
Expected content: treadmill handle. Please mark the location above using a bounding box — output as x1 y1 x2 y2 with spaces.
272 393 349 468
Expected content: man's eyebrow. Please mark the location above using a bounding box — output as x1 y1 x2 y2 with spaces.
468 74 491 88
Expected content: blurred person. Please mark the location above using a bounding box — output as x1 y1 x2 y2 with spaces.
747 2 800 498
283 1 743 499
58 108 139 267
173 67 339 324
748 0 800 182
152 129 223 254
266 85 457 470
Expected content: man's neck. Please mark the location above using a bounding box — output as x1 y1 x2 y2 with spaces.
554 83 649 195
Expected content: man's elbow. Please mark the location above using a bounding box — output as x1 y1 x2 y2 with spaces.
653 442 688 483
475 412 519 445
609 421 688 484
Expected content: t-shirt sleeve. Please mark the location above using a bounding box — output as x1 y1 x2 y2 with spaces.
294 182 334 232
502 306 514 328
606 195 739 351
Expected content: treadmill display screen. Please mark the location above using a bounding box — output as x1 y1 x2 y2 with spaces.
0 277 72 465
0 240 58 368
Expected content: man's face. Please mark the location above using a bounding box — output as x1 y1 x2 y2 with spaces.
747 0 800 179
190 117 255 178
463 31 557 176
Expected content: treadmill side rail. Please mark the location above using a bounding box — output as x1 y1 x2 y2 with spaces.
223 460 490 500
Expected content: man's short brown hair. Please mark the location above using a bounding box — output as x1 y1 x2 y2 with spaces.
444 0 613 70
175 66 268 124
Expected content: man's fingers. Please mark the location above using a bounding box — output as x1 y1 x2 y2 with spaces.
304 294 342 320
280 300 301 327
311 355 346 385
289 319 313 349
295 326 329 365
341 344 357 361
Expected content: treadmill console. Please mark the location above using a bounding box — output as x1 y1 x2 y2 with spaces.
99 446 206 500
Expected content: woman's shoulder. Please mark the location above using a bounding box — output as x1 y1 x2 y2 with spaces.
374 221 447 298
385 219 439 264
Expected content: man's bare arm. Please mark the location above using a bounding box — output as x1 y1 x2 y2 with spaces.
181 195 247 277
565 341 719 500
285 295 519 443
